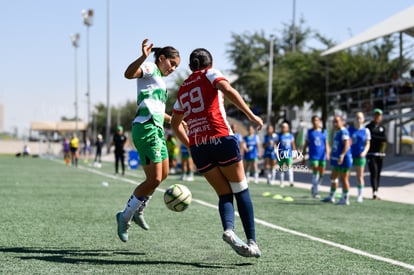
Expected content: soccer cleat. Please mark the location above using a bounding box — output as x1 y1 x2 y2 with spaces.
312 193 321 199
336 197 350 206
311 185 320 199
222 230 251 257
247 239 262 258
321 196 335 203
116 212 130 242
132 211 149 230
357 195 363 203
373 195 381 200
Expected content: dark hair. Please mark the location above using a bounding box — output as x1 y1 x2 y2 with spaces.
311 115 320 122
151 46 180 63
189 48 213 71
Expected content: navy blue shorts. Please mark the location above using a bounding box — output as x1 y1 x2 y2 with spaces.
190 135 242 173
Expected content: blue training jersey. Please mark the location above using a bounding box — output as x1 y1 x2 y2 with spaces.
234 132 242 146
263 133 277 158
349 126 371 158
306 128 327 161
331 127 352 168
243 134 259 160
180 143 189 155
276 132 294 159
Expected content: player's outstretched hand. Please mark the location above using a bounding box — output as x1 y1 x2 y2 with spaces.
250 115 263 131
141 38 153 58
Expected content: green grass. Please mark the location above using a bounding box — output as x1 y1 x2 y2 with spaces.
1 156 414 274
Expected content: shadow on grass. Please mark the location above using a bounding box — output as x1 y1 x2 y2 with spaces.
0 247 253 269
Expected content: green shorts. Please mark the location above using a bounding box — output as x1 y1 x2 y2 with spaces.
333 166 350 173
309 159 326 168
244 158 258 162
132 121 168 166
278 158 293 167
353 157 366 167
181 153 190 160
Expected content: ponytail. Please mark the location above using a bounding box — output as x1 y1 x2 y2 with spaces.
189 48 213 71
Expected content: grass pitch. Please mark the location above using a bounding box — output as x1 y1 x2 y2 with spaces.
0 156 413 274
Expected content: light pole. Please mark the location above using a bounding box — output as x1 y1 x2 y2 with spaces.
82 9 94 134
70 33 80 134
266 35 275 127
105 0 112 154
292 0 296 52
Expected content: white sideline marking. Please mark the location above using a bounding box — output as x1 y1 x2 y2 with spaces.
63 161 414 272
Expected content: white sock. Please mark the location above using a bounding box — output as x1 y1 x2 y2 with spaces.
246 171 250 179
312 173 319 193
122 195 142 222
312 173 319 186
318 175 324 185
266 169 272 180
358 187 363 197
137 196 151 214
288 168 294 183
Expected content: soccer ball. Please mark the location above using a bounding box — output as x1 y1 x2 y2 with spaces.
164 184 192 212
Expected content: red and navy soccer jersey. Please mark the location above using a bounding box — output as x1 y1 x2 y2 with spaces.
173 68 232 146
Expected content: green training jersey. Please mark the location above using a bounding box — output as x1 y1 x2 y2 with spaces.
133 62 167 128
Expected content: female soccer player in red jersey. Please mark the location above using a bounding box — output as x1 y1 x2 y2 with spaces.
171 48 262 258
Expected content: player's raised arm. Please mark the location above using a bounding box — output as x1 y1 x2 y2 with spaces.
124 38 154 79
216 80 263 131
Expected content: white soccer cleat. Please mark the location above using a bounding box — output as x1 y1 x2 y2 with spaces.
132 211 149 230
247 239 262 258
222 230 251 257
336 197 350 206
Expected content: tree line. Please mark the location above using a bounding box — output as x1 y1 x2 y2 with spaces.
80 18 413 138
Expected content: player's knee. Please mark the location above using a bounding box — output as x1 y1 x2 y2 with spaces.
229 177 248 194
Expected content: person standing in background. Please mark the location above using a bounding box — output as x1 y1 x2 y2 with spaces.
94 134 104 167
243 125 260 184
180 142 194 181
231 123 243 152
276 122 296 187
366 108 387 200
113 126 127 175
302 115 330 198
349 112 371 203
166 133 179 174
69 133 79 167
262 125 277 185
322 115 353 205
63 137 71 165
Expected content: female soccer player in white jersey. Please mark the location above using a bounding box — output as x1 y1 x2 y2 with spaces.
171 48 262 258
116 38 184 242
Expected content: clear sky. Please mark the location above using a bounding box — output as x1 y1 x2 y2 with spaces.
1 0 413 136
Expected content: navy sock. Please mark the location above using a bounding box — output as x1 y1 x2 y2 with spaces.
234 188 256 242
218 193 235 231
